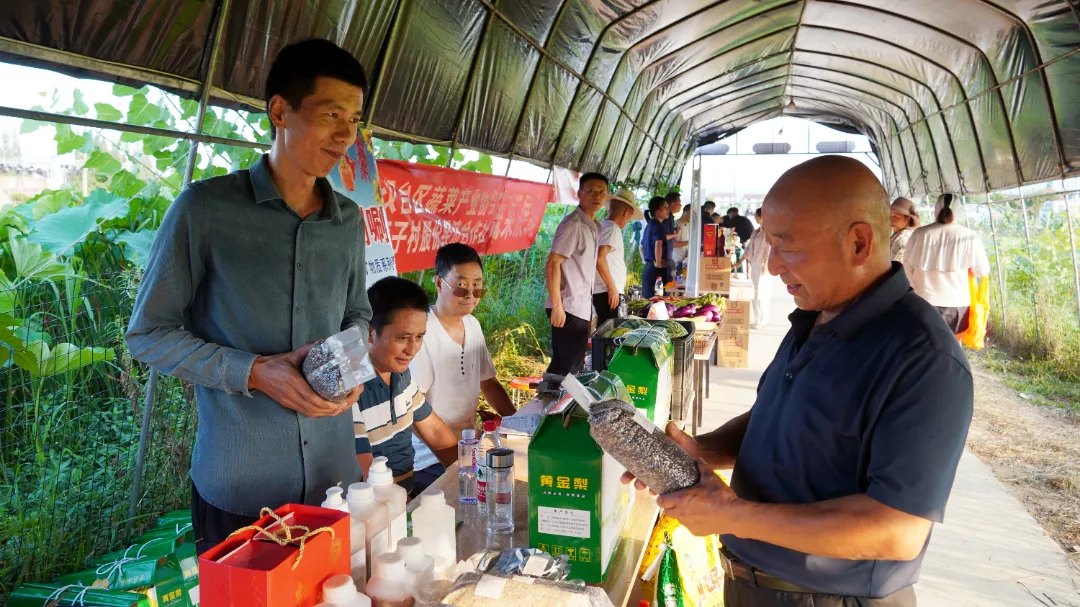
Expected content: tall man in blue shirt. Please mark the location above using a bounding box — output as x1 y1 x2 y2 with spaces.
626 156 973 606
127 40 371 554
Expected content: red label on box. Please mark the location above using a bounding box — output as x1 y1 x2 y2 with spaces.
199 505 350 607
703 224 717 257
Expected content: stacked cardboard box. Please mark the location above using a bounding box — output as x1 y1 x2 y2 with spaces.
698 256 731 295
717 299 750 368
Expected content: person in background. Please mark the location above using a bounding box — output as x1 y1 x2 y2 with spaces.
594 188 643 326
541 172 607 389
641 196 670 298
354 276 458 496
670 205 692 276
889 197 920 262
662 192 683 284
628 156 972 606
733 208 772 328
903 193 990 334
725 206 755 245
410 244 516 494
125 39 371 554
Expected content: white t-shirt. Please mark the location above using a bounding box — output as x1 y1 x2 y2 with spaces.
593 220 626 294
903 222 990 308
671 220 692 264
410 312 497 471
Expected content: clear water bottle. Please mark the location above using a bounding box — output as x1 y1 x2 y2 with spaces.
485 448 515 534
655 277 664 297
458 429 478 505
476 420 502 507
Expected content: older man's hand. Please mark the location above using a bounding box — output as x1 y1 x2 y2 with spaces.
621 422 701 492
656 459 740 537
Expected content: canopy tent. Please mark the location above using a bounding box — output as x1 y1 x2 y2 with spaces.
1 0 1079 196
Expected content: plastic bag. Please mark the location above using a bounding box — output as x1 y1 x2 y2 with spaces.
431 572 612 607
302 325 377 400
960 272 988 350
640 516 725 607
588 399 699 495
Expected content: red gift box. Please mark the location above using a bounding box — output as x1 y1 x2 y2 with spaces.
703 224 717 257
199 504 350 607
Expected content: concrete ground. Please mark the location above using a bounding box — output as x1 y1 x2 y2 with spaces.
700 278 1080 605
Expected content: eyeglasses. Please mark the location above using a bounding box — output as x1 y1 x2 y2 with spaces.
450 286 485 298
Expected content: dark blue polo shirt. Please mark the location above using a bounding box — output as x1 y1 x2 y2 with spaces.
642 219 665 262
722 264 973 598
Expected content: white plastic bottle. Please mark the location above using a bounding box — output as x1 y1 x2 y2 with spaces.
366 552 414 607
410 488 456 578
368 457 408 551
347 482 390 590
475 420 502 507
321 574 372 607
321 487 350 512
396 537 434 597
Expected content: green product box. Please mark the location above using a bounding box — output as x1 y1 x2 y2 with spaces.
167 542 200 606
7 583 151 607
54 559 192 607
528 371 636 583
606 327 673 426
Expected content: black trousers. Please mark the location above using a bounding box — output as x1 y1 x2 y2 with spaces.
593 292 620 328
724 578 917 607
191 481 260 556
544 309 590 377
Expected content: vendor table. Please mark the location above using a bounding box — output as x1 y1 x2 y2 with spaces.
409 401 661 607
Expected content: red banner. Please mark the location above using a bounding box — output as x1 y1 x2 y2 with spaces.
376 160 553 272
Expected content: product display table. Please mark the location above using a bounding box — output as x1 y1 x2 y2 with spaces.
409 397 661 607
691 331 718 436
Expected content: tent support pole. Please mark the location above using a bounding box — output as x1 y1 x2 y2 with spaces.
1018 197 1041 347
183 0 232 187
985 196 1007 333
127 369 159 532
1063 190 1080 333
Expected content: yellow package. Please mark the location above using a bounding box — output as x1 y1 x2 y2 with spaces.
639 514 725 606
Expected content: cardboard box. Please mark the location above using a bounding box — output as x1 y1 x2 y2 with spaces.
703 224 718 257
718 300 750 337
528 383 636 583
699 257 732 294
606 328 673 426
199 505 350 607
717 334 750 368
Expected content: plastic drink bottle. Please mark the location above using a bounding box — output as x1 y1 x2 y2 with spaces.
321 574 371 607
346 482 390 589
410 487 456 577
321 487 350 512
368 457 408 551
457 429 478 504
475 420 502 507
366 552 414 607
655 277 664 297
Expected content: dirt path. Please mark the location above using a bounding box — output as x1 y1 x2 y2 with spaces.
966 353 1080 570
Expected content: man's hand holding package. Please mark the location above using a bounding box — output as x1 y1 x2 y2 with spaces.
249 342 362 418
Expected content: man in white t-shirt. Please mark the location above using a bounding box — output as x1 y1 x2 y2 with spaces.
593 188 644 326
410 243 517 492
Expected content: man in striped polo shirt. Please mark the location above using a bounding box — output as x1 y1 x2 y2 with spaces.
353 276 458 495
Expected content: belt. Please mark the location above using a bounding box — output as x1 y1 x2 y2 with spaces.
719 547 815 594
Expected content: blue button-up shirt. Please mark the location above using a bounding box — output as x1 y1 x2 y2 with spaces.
723 264 973 598
126 155 370 517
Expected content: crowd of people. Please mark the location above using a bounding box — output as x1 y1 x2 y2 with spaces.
123 36 984 607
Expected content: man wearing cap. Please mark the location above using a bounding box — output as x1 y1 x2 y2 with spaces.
594 188 644 326
542 172 608 389
889 197 920 262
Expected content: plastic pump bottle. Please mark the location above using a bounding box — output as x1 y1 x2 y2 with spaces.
321 574 371 607
347 482 390 589
396 537 434 597
368 457 408 551
410 488 456 578
321 487 350 512
366 552 414 607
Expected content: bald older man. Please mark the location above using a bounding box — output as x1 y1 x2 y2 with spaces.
628 156 973 606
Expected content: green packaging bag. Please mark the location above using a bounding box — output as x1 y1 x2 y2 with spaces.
92 537 181 567
606 327 673 425
54 559 192 607
7 583 151 607
134 521 194 546
155 510 193 528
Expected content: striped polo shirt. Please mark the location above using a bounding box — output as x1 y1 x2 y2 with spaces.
352 369 432 479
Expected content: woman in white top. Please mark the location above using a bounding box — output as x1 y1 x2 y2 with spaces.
903 193 991 334
733 208 773 328
889 197 920 262
594 188 644 326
